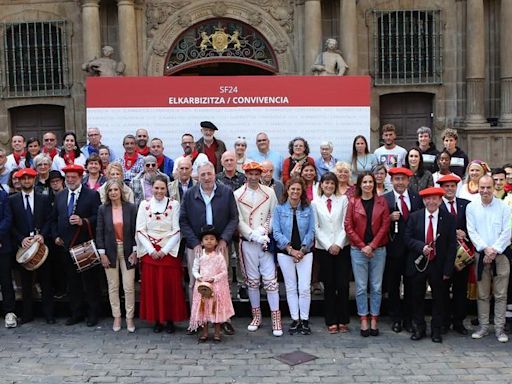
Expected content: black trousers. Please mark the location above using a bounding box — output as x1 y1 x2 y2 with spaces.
443 266 469 327
48 243 68 295
63 248 101 319
317 247 351 326
18 256 54 320
410 265 444 330
0 251 15 314
385 250 412 323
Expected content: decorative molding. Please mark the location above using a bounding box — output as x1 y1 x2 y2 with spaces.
248 11 262 26
145 1 183 38
246 0 294 34
177 13 192 28
274 39 288 54
212 1 228 17
152 40 168 57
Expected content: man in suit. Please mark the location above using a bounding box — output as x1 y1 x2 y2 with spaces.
0 185 16 327
234 162 282 336
404 187 456 343
9 168 54 324
383 167 424 333
437 174 471 335
169 157 195 203
52 164 102 326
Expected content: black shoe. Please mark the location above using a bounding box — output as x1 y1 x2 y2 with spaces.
86 317 98 327
153 322 164 333
300 320 311 335
431 329 443 343
360 328 370 337
46 318 56 325
410 329 426 341
65 316 84 326
403 320 414 333
289 320 301 335
237 286 249 302
221 322 235 335
453 324 469 335
391 321 402 333
165 322 175 334
370 328 379 336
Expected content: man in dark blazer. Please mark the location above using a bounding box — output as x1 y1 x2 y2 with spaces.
437 174 471 335
9 168 54 324
52 164 101 326
0 185 16 327
179 161 238 334
383 167 424 333
404 187 457 343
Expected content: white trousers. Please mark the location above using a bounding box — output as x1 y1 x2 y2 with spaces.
277 252 313 321
241 241 279 311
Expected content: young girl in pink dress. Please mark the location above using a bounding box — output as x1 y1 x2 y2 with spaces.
188 225 235 342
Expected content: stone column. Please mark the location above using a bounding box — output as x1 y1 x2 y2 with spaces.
340 0 358 74
81 0 101 62
500 0 512 123
118 0 139 75
465 0 486 125
304 0 322 75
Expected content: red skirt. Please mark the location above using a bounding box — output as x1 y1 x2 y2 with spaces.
139 254 188 323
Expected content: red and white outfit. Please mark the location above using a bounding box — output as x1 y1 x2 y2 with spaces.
52 152 86 171
136 197 187 323
234 183 282 336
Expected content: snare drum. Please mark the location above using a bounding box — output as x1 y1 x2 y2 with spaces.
16 242 48 271
69 240 101 272
454 240 475 271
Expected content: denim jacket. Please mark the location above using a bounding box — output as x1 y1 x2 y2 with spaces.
272 201 315 252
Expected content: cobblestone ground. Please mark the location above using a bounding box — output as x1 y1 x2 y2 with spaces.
1 317 512 384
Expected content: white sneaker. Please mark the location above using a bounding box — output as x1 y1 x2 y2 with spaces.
471 327 489 339
496 329 509 343
4 312 17 328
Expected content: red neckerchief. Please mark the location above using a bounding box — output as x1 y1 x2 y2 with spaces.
505 183 512 193
63 151 76 165
13 151 26 165
190 150 199 164
136 146 150 156
156 155 165 169
124 152 138 170
43 147 57 159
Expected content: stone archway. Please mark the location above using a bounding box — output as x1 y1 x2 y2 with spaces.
144 1 295 76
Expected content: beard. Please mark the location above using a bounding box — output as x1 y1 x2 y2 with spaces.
184 146 193 156
137 139 147 148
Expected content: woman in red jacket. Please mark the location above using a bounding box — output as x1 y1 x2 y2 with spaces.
345 172 390 337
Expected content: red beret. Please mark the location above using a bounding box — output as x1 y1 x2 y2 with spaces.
14 168 37 178
436 174 461 185
62 164 85 175
242 161 264 173
388 167 413 177
419 187 446 198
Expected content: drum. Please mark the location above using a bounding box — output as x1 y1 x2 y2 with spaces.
16 242 48 271
454 239 475 271
197 281 214 299
69 240 101 272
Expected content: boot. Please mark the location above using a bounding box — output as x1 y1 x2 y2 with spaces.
271 310 283 337
247 307 262 332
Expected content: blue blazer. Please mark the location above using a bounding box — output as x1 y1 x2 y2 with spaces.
160 156 174 180
0 190 13 253
9 192 51 246
272 201 315 252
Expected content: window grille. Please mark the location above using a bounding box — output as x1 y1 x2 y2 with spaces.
1 21 70 98
372 10 442 85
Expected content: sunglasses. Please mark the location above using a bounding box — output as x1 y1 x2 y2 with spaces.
44 138 56 142
145 163 157 168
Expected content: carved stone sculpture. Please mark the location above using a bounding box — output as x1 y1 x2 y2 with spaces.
312 38 348 76
82 46 126 77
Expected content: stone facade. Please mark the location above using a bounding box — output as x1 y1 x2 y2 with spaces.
0 0 510 166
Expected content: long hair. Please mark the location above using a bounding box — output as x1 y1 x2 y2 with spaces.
103 179 126 205
404 146 425 177
59 131 82 159
351 135 369 173
355 172 377 197
317 171 339 196
282 176 309 207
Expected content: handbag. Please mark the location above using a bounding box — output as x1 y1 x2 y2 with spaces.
68 218 101 273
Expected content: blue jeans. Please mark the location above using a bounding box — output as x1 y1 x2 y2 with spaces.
350 246 386 316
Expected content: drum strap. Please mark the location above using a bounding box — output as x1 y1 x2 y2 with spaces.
69 218 94 248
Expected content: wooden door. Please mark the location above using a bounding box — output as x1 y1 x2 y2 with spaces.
9 104 65 141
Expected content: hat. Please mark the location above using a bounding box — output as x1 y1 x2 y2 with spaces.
200 121 218 131
388 167 413 177
14 168 37 178
199 224 220 240
419 187 445 198
48 170 64 181
62 164 85 176
242 161 264 173
436 174 461 185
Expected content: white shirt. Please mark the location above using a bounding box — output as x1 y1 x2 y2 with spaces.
393 189 411 213
67 184 82 206
424 209 439 241
442 197 457 214
466 196 512 253
23 190 35 214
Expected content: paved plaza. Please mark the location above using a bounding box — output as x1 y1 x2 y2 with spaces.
1 316 511 384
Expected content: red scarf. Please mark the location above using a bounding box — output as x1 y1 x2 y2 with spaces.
13 151 26 166
63 151 76 165
124 152 138 170
505 183 512 193
136 146 150 156
43 147 58 159
156 155 165 169
190 150 199 164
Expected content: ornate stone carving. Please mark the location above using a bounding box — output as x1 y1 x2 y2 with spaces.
146 1 183 38
248 11 263 26
152 41 168 57
312 38 349 76
177 13 192 28
274 39 288 54
246 0 294 33
212 1 228 17
82 46 125 77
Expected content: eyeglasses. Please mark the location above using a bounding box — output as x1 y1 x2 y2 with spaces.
44 138 56 142
181 142 194 146
257 139 268 143
145 163 157 168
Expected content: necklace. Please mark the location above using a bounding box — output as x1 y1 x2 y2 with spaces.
357 155 368 171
